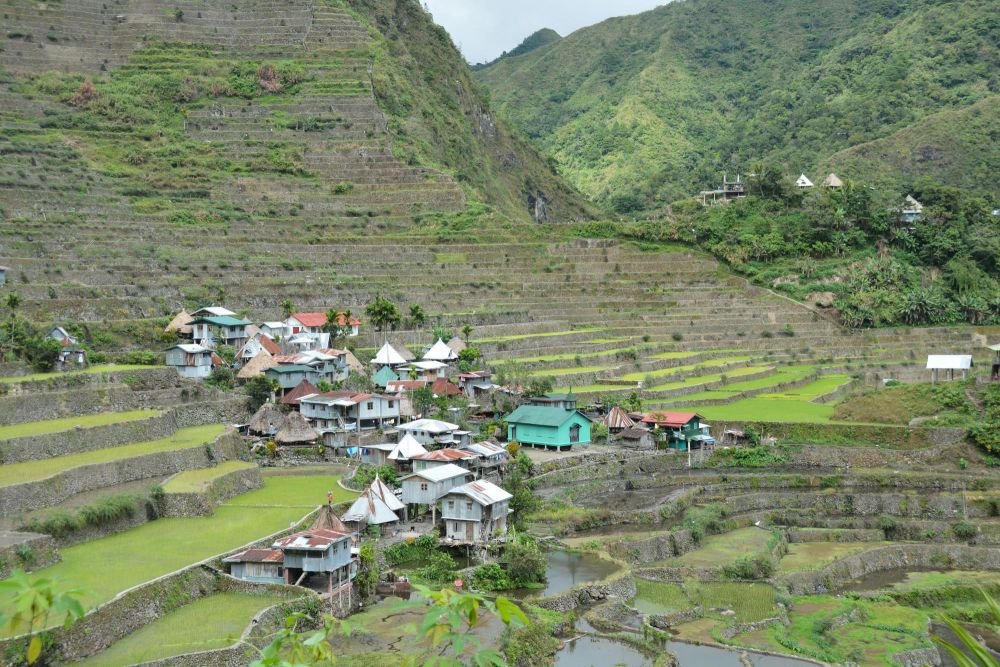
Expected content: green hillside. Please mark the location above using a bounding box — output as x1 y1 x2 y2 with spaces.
471 28 562 70
476 0 1000 210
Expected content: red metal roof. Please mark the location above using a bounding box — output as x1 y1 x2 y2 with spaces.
259 336 281 355
411 448 476 462
223 548 284 564
431 378 461 396
641 411 701 428
281 380 319 405
334 312 361 327
292 312 327 328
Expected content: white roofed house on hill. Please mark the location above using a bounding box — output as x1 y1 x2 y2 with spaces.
423 338 458 362
440 480 513 545
400 464 474 522
396 418 470 447
927 354 973 383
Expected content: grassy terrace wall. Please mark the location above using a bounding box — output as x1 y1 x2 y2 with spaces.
161 464 264 517
0 429 247 516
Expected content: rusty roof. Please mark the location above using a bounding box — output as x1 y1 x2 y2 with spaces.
223 548 284 564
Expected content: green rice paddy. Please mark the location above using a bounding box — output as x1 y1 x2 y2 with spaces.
669 527 774 568
631 579 689 615
696 375 852 423
0 424 227 487
777 541 889 574
0 409 160 441
21 474 355 610
75 592 293 666
163 461 257 494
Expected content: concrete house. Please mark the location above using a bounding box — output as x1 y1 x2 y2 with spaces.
505 403 592 450
222 549 285 585
400 464 474 507
440 481 512 545
286 312 328 335
300 391 400 434
272 528 355 592
265 364 322 392
410 448 478 473
396 418 470 447
641 411 704 449
189 315 251 349
164 343 213 379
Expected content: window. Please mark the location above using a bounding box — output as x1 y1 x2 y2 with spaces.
367 402 374 410
420 483 428 491
388 401 395 409
448 501 454 509
466 502 473 511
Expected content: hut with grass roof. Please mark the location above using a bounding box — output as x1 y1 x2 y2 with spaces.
249 402 285 437
275 410 319 445
164 309 194 337
237 349 278 381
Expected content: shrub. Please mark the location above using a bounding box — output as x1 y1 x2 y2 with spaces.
878 514 897 533
352 463 400 489
418 552 457 584
472 563 512 592
503 537 546 588
723 553 775 580
671 332 683 341
952 521 977 540
682 503 727 543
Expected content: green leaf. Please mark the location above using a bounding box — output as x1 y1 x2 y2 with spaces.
27 635 42 665
495 597 528 627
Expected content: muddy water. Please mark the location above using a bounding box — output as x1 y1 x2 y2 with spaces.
511 550 620 598
555 635 818 666
837 567 938 592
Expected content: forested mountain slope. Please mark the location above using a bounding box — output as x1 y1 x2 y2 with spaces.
476 0 1000 210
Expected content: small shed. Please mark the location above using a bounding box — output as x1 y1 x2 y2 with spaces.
223 549 284 584
603 406 635 433
926 355 973 383
617 426 655 450
821 173 843 188
275 410 319 445
795 174 814 188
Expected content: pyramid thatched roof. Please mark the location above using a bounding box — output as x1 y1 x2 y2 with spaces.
342 349 365 374
275 410 319 444
341 488 400 525
424 338 457 362
249 402 285 436
237 349 278 380
369 475 405 511
446 337 466 354
311 504 352 534
164 309 193 335
389 340 416 361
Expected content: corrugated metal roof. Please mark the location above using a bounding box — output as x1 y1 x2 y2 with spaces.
398 418 460 434
642 411 701 428
444 480 512 506
273 528 350 550
411 448 476 462
604 406 635 430
926 355 973 370
402 463 473 483
223 548 284 564
505 405 586 428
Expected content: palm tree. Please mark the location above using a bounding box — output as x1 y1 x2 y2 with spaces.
280 299 295 319
461 323 472 342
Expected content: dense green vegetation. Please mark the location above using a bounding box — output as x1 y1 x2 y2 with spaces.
471 28 562 70
477 0 1000 208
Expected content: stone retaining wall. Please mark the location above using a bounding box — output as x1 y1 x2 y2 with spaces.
779 544 1000 595
0 397 248 465
1 367 179 396
161 466 264 518
0 430 247 516
533 450 686 489
0 531 60 578
786 528 885 543
531 572 636 613
607 529 697 565
725 490 988 520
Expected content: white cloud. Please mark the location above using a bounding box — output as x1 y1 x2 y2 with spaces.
422 0 669 64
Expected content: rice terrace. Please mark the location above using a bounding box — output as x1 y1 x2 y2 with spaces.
0 0 999 666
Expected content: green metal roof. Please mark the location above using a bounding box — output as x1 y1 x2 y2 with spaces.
505 405 586 428
373 365 399 387
189 316 251 327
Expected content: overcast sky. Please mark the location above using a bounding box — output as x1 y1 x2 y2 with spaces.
422 0 669 64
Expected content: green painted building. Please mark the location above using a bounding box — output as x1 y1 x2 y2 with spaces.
504 404 592 450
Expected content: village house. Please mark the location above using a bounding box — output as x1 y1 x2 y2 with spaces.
286 312 327 335
332 312 362 337
164 343 213 379
698 173 747 206
373 365 400 389
458 371 493 399
164 309 194 338
341 476 405 532
384 379 428 418
795 174 814 188
459 441 510 478
259 321 288 340
410 448 478 472
927 354 973 383
641 411 708 450
616 426 655 450
439 480 512 545
299 391 400 436
46 326 78 347
603 405 635 433
280 379 320 410
431 377 462 397
423 338 458 363
248 402 285 438
822 173 844 188
275 411 319 445
265 364 322 392
236 333 281 367
360 434 428 470
272 528 355 593
371 341 410 369
189 315 251 349
991 344 1000 381
222 549 285 585
900 195 924 225
505 393 592 450
400 464 474 511
408 360 450 381
190 306 237 318
396 418 471 447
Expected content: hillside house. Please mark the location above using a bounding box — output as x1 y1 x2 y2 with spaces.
423 338 458 362
164 343 213 379
223 549 285 585
641 411 704 449
372 341 409 369
189 316 251 349
460 441 510 477
698 173 747 206
57 348 87 370
265 364 322 392
236 350 278 380
400 464 474 507
458 371 493 398
46 326 78 347
260 321 287 340
408 360 450 381
191 306 236 318
900 195 924 225
822 173 844 188
396 418 470 447
360 443 398 466
384 379 428 418
273 528 355 592
616 426 655 450
280 379 319 410
237 334 281 366
447 337 467 356
505 401 592 450
927 355 973 383
440 481 512 545
275 411 319 445
332 312 362 337
603 405 635 433
286 312 327 335
411 448 477 472
248 402 284 437
795 174 814 188
164 309 194 337
300 391 399 436
341 477 405 531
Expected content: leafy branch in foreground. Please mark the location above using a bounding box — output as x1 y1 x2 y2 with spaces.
933 587 1000 667
0 570 88 665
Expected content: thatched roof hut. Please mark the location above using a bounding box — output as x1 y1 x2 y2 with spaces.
164 309 193 335
446 337 467 355
311 504 352 534
237 349 278 380
249 402 285 436
342 349 365 375
275 410 319 444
